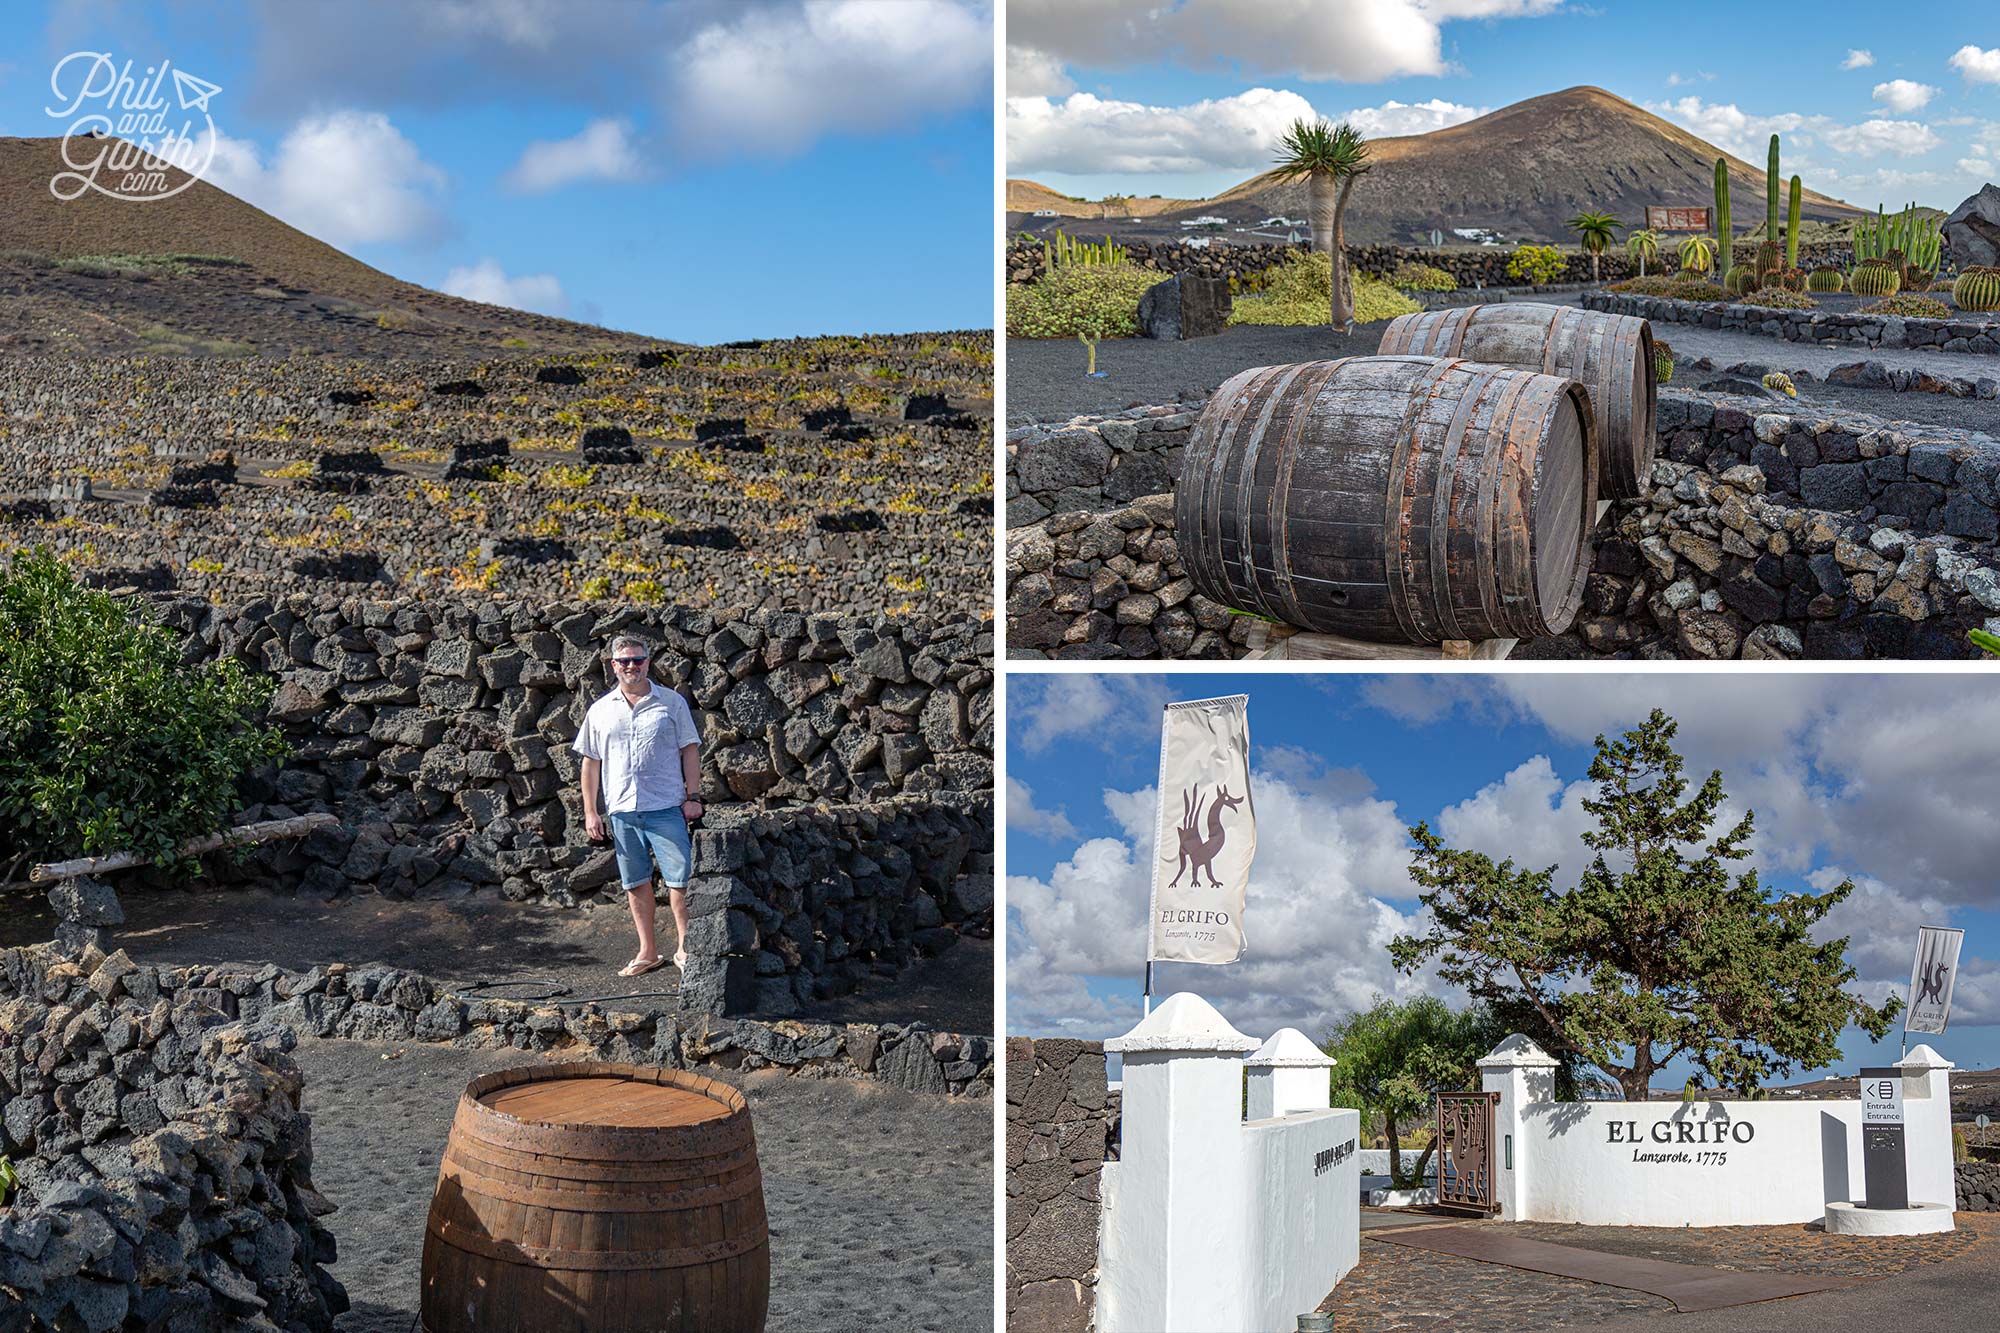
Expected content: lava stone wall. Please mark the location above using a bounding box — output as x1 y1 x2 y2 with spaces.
0 945 347 1332
1007 404 1195 524
1959 1160 2000 1212
1005 1038 1114 1333
1005 389 2000 660
1583 290 2000 357
1005 236 1858 289
682 794 992 1016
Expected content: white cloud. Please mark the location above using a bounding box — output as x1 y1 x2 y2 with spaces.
667 0 990 158
1961 158 1996 178
1842 49 1875 70
1432 755 1596 882
503 117 645 194
1006 43 1073 98
1014 674 1172 755
1643 96 1938 163
1872 80 1937 113
1007 0 1561 84
1006 776 1077 841
439 259 567 315
1006 88 1485 177
195 110 448 246
1950 45 2000 85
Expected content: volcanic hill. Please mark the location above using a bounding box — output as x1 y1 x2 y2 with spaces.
0 135 657 358
1009 86 1867 245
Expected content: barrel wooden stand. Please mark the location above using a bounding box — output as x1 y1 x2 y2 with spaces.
420 1062 770 1333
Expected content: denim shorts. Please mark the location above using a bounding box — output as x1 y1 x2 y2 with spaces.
608 807 690 891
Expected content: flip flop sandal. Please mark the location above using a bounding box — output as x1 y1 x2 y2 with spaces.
673 949 689 970
619 956 665 978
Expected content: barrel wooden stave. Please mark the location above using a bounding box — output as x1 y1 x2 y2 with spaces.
420 1062 769 1333
1178 354 1596 643
1379 302 1654 498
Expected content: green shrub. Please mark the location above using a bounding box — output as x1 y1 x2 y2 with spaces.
0 549 287 875
1004 262 1160 339
1740 288 1817 309
1860 294 1950 319
1609 275 1725 301
1229 250 1420 326
1505 244 1566 285
1390 262 1457 292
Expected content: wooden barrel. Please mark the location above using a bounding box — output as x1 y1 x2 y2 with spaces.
1379 302 1655 498
1176 355 1597 643
420 1061 769 1333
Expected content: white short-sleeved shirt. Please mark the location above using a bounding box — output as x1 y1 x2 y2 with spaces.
571 683 701 814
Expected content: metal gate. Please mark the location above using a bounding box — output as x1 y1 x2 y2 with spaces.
1434 1091 1500 1216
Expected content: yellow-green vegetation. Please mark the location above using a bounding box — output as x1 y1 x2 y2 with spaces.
622 496 670 521
1739 289 1817 310
660 450 730 484
543 465 597 489
886 573 925 593
451 553 501 591
885 489 926 515
580 575 612 599
1859 293 1951 319
1229 251 1420 326
187 557 226 573
1389 262 1456 292
741 479 784 503
1005 262 1162 339
1505 245 1566 285
266 460 314 480
624 579 666 601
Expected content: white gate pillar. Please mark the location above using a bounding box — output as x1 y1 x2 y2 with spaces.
1246 1027 1333 1119
1478 1034 1558 1221
1099 992 1259 1333
1896 1044 1956 1207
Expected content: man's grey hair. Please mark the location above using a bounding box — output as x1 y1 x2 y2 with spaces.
608 633 651 659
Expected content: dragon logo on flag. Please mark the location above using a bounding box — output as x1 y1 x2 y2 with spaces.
1165 784 1243 888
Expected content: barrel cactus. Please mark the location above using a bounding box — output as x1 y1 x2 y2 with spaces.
1754 240 1782 287
1725 266 1758 296
1806 267 1845 293
1761 372 1796 398
1653 339 1674 384
1767 265 1806 293
1953 266 2000 312
1848 261 1900 297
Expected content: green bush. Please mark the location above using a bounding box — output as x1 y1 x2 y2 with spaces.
1230 250 1420 326
0 548 288 875
1505 244 1566 285
1860 293 1951 319
1389 262 1457 292
1004 263 1160 339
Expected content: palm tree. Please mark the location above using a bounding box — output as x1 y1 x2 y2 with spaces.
1271 118 1371 331
1677 235 1715 277
1625 228 1659 278
1566 211 1624 283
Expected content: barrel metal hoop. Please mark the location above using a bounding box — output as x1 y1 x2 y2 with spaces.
1548 378 1600 632
1184 364 1263 605
1269 358 1352 628
1473 370 1536 638
1382 357 1463 643
438 1154 763 1212
1427 364 1495 643
442 1138 759 1186
1446 305 1483 359
427 1218 769 1272
1540 305 1568 376
1586 313 1618 493
1237 362 1313 620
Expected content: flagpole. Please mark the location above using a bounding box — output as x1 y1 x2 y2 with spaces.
1144 962 1153 1017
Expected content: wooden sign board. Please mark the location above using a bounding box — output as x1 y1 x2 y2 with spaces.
1646 206 1710 232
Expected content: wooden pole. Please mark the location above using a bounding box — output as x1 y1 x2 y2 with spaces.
29 812 340 883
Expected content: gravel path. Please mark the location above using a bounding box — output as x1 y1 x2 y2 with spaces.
293 1036 992 1333
1006 297 2000 434
0 882 992 1034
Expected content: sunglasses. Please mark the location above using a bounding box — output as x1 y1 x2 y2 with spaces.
613 657 648 667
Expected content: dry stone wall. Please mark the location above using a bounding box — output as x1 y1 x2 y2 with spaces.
1959 1160 2000 1212
1005 1038 1114 1333
1005 388 2000 660
0 945 348 1332
1007 404 1196 525
1583 290 2000 357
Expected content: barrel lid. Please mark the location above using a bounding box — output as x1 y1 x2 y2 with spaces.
465 1061 745 1136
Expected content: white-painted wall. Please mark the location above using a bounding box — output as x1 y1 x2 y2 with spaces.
1483 1040 1956 1226
1097 998 1362 1333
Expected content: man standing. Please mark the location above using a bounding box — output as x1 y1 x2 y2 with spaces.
572 633 704 977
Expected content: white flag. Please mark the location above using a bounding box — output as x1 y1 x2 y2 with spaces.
1148 695 1255 965
1905 926 1964 1035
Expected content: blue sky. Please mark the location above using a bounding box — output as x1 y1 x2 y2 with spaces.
1006 0 2000 211
0 1 993 343
1007 673 2000 1089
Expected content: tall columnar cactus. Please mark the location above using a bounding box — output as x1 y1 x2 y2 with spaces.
1754 241 1782 287
1954 266 2000 312
1766 134 1780 238
1786 176 1802 269
1854 203 1942 279
1714 157 1732 288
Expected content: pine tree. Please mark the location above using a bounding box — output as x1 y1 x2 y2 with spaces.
1388 710 1900 1099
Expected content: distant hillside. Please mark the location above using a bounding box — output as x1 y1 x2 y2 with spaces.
1011 86 1867 245
0 136 662 358
1007 179 1194 219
